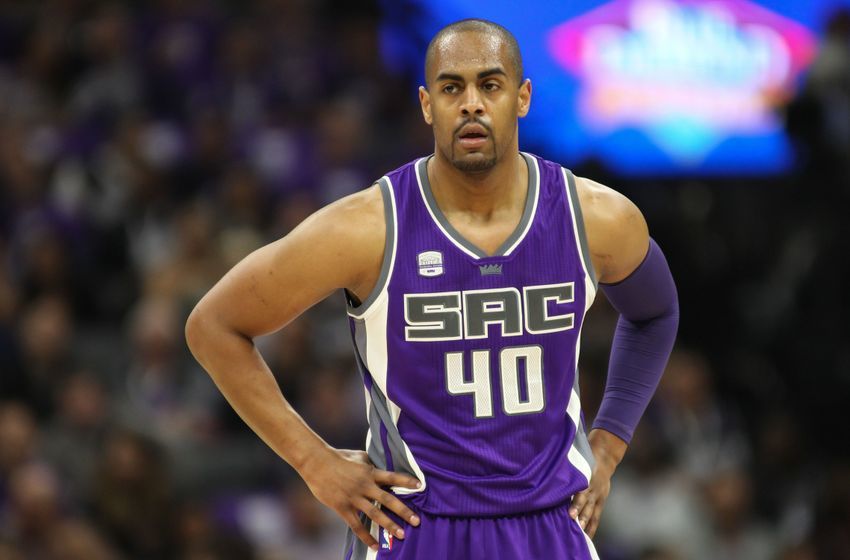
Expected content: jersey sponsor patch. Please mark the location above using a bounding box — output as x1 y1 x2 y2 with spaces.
417 250 443 277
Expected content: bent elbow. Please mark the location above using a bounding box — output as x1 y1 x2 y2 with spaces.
185 304 210 358
185 303 252 369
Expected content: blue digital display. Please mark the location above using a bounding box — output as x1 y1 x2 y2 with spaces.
380 0 847 176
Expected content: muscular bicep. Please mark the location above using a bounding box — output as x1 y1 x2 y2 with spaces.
192 186 384 339
575 177 649 284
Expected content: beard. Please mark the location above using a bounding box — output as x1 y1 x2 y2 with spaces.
443 117 499 174
451 152 498 173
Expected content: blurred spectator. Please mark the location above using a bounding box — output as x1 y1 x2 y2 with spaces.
812 463 850 560
314 97 373 204
171 108 231 201
215 17 269 131
655 349 750 481
268 190 319 239
0 462 63 558
600 424 705 559
14 295 76 417
90 430 175 558
637 546 684 560
0 538 23 560
70 3 139 121
117 295 219 446
14 224 77 307
234 479 347 560
0 258 21 393
299 364 367 451
144 201 226 306
42 371 112 506
173 499 257 560
806 10 850 152
140 0 220 119
214 164 267 267
777 540 817 560
256 315 316 413
700 468 778 560
786 9 850 175
277 480 349 560
752 409 816 545
45 518 122 560
0 402 38 483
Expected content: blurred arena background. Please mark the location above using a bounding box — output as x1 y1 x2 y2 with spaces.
1 0 849 559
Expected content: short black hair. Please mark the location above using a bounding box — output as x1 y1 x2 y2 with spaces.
424 19 523 87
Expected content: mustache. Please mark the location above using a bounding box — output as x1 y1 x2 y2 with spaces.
454 118 492 136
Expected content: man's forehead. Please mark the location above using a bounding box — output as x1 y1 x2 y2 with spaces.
429 31 509 79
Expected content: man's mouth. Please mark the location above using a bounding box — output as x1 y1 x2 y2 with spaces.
457 124 489 149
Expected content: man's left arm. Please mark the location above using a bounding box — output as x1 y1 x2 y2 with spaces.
569 176 680 537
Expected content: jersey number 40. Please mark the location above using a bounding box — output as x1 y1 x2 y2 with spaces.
445 345 544 418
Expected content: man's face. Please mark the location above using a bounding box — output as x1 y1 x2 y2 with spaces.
420 31 531 174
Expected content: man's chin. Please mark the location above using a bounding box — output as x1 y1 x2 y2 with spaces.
451 154 497 174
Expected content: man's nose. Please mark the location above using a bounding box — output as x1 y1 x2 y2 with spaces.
460 87 485 116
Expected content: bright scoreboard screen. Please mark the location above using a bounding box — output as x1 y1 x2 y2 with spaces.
380 0 845 176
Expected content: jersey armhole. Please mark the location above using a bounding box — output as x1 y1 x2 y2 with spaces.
562 168 599 289
346 176 397 319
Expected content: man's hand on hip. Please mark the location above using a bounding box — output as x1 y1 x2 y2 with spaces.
569 428 627 538
300 448 422 552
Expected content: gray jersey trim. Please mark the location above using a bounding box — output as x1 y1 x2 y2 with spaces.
351 320 416 478
564 169 598 288
368 384 416 475
415 153 539 258
495 152 539 255
572 370 596 473
367 401 387 470
354 323 389 470
347 177 396 317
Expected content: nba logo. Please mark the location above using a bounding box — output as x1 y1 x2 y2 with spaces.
417 251 443 277
381 527 394 550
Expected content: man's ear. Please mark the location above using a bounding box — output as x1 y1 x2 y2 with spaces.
419 86 433 125
518 79 532 118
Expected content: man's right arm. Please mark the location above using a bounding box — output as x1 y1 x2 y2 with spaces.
184 184 420 551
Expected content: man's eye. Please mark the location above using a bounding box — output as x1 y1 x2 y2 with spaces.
443 84 458 94
483 82 500 91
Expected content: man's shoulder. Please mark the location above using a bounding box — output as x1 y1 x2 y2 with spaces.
569 175 649 284
326 183 385 227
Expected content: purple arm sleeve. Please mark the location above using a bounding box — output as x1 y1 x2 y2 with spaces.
591 238 679 444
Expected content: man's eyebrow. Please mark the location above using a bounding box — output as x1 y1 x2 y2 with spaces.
434 68 507 83
435 72 463 83
477 68 507 80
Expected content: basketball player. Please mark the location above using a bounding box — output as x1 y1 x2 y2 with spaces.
186 19 678 559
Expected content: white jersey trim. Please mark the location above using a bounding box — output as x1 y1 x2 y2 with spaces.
348 176 398 320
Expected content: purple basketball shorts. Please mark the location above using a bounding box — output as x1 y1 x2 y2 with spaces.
343 502 600 559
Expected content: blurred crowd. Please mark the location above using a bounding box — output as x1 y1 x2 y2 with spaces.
1 1 849 559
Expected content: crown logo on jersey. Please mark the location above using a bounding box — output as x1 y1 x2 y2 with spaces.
479 264 503 276
417 251 443 277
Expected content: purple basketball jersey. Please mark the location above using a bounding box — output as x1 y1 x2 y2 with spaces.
347 152 598 517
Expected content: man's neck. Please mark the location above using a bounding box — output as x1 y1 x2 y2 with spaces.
427 150 527 217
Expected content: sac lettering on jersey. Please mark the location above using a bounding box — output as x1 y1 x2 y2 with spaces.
403 282 575 341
